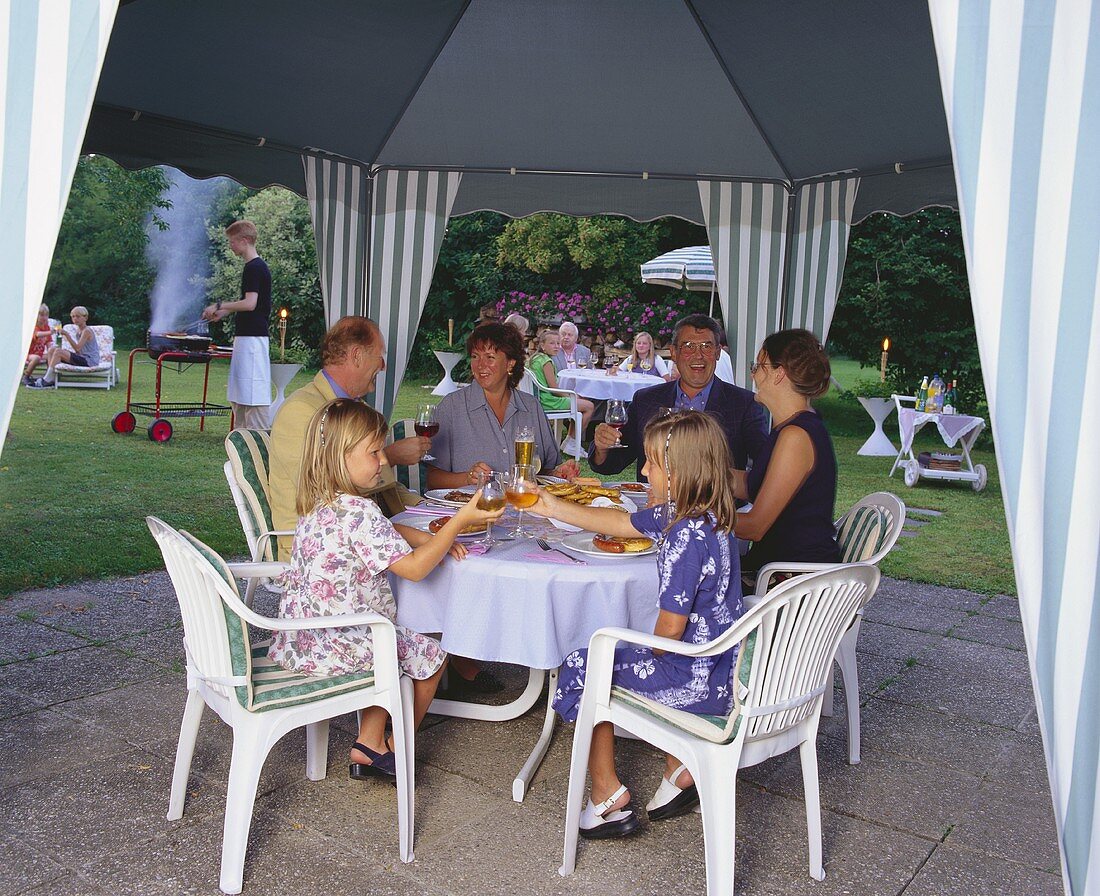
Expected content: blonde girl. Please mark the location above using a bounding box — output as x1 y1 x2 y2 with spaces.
618 331 671 379
269 399 503 781
528 411 743 837
23 304 52 384
32 306 100 388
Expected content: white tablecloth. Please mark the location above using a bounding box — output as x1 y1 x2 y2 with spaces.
898 408 985 454
557 368 660 402
390 513 659 669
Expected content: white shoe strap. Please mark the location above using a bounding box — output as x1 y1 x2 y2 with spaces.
592 783 629 818
666 763 689 787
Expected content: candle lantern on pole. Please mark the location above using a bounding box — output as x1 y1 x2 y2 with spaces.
880 337 890 383
278 307 289 361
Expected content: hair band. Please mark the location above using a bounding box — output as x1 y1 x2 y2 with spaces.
319 408 330 448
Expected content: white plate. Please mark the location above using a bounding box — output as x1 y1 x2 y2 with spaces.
547 493 636 532
560 531 657 558
612 481 651 498
537 475 567 485
422 487 477 508
405 515 488 541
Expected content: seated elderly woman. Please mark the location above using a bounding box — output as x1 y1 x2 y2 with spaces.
427 322 579 489
528 328 595 453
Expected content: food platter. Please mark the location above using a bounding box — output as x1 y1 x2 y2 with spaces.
423 487 477 508
559 531 658 559
612 481 651 497
404 515 488 541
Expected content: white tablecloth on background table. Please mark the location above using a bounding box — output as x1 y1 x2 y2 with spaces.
390 513 659 670
557 368 660 402
897 409 985 454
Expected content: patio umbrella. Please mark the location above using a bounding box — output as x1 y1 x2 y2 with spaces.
640 245 717 316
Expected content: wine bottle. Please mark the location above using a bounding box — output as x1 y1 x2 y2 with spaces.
916 376 929 412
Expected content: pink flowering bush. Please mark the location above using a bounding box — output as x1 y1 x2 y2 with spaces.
497 290 711 342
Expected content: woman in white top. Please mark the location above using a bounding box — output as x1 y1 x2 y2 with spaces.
618 331 672 379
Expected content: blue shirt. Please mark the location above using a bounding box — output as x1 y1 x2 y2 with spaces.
322 369 353 400
675 378 715 412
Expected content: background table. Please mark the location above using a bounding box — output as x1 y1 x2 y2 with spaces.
390 511 659 799
557 368 660 402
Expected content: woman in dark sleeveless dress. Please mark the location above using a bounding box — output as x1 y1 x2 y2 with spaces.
732 329 840 582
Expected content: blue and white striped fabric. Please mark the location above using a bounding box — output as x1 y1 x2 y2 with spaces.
697 179 858 386
697 181 788 385
640 245 715 290
928 2 1099 893
303 155 370 325
0 0 116 457
368 169 461 418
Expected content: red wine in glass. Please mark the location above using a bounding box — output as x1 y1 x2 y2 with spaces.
415 403 438 461
415 421 440 438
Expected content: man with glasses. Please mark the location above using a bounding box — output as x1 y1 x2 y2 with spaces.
588 314 768 482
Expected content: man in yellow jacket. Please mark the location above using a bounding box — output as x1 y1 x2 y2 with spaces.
269 316 429 559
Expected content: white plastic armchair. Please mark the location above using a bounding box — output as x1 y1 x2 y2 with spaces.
146 516 415 895
559 565 880 895
748 490 906 764
520 370 584 461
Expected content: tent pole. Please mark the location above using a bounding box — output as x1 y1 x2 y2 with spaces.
708 279 715 318
778 184 798 330
364 172 374 319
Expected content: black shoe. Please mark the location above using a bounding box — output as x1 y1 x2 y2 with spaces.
439 669 505 697
348 740 397 781
25 378 49 389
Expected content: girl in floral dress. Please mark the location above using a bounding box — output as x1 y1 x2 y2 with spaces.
529 411 743 838
269 399 503 780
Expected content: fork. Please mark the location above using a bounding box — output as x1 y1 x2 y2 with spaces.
535 537 586 564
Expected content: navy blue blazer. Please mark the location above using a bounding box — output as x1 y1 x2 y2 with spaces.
588 378 769 482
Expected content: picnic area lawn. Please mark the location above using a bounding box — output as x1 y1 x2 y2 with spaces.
0 355 1014 597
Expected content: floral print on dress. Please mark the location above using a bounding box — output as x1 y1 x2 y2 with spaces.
268 494 446 680
552 504 742 722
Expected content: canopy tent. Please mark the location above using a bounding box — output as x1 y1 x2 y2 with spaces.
3 2 1099 893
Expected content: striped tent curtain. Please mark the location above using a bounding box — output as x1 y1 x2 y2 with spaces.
303 155 371 324
697 181 788 385
0 0 117 457
368 169 462 417
928 2 1098 893
786 178 860 340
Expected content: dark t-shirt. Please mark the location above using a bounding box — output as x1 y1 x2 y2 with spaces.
235 257 271 337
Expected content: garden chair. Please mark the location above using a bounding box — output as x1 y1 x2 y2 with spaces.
223 429 292 606
519 370 584 461
559 564 880 895
750 491 906 764
147 516 415 895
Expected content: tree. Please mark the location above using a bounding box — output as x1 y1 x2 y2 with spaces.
205 187 326 364
44 157 171 344
830 208 984 406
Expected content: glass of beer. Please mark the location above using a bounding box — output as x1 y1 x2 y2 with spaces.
514 425 541 474
505 463 538 538
476 471 506 546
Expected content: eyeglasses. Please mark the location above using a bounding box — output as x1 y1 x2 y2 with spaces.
675 340 717 356
750 360 779 375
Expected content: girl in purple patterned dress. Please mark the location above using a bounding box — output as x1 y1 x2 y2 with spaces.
529 411 743 839
269 399 504 781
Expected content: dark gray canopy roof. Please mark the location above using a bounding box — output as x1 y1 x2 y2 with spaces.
87 0 956 222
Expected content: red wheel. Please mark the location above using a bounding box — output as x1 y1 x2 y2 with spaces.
111 411 136 434
148 419 173 442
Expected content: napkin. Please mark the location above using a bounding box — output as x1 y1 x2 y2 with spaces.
523 550 587 565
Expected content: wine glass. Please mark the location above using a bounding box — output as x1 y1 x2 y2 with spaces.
586 355 596 371
640 357 653 374
415 403 439 462
603 354 616 376
505 463 538 538
476 471 506 546
606 399 628 446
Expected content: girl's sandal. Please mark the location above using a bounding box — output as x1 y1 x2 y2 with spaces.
579 784 640 840
646 763 699 821
349 741 397 781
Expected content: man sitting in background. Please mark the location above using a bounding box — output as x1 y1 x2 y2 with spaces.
553 321 592 371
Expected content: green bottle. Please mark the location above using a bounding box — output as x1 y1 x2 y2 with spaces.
915 376 929 412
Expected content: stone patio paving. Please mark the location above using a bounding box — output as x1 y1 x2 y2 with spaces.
0 573 1061 895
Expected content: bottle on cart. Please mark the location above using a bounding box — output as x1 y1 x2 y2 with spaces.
916 375 929 412
927 373 945 414
943 378 958 415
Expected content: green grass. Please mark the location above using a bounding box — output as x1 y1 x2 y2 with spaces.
0 355 1015 597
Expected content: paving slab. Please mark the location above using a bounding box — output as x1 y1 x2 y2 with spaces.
0 687 45 722
856 619 941 662
903 843 1063 896
0 708 134 790
976 593 1023 621
921 635 1030 680
946 611 1029 651
0 615 87 662
874 578 986 614
0 835 65 896
48 674 187 749
0 580 180 641
948 776 1061 872
0 645 166 705
861 595 969 635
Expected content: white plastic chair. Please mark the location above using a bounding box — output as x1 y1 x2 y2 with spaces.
519 370 584 461
559 565 880 895
750 491 906 764
147 516 415 894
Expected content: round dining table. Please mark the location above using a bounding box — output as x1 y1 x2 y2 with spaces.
556 367 661 402
390 509 659 801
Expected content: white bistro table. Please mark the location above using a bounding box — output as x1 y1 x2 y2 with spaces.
390 512 658 801
557 368 660 402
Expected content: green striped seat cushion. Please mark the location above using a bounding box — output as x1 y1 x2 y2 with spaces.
609 630 756 746
389 418 426 493
178 529 377 712
837 505 889 563
225 429 276 561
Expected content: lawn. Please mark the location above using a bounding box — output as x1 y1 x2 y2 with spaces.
0 354 1016 597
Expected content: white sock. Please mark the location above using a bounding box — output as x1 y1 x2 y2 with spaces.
42 371 55 384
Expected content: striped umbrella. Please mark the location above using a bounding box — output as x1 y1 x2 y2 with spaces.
640 246 717 316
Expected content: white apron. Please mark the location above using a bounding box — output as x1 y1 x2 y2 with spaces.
227 335 272 406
